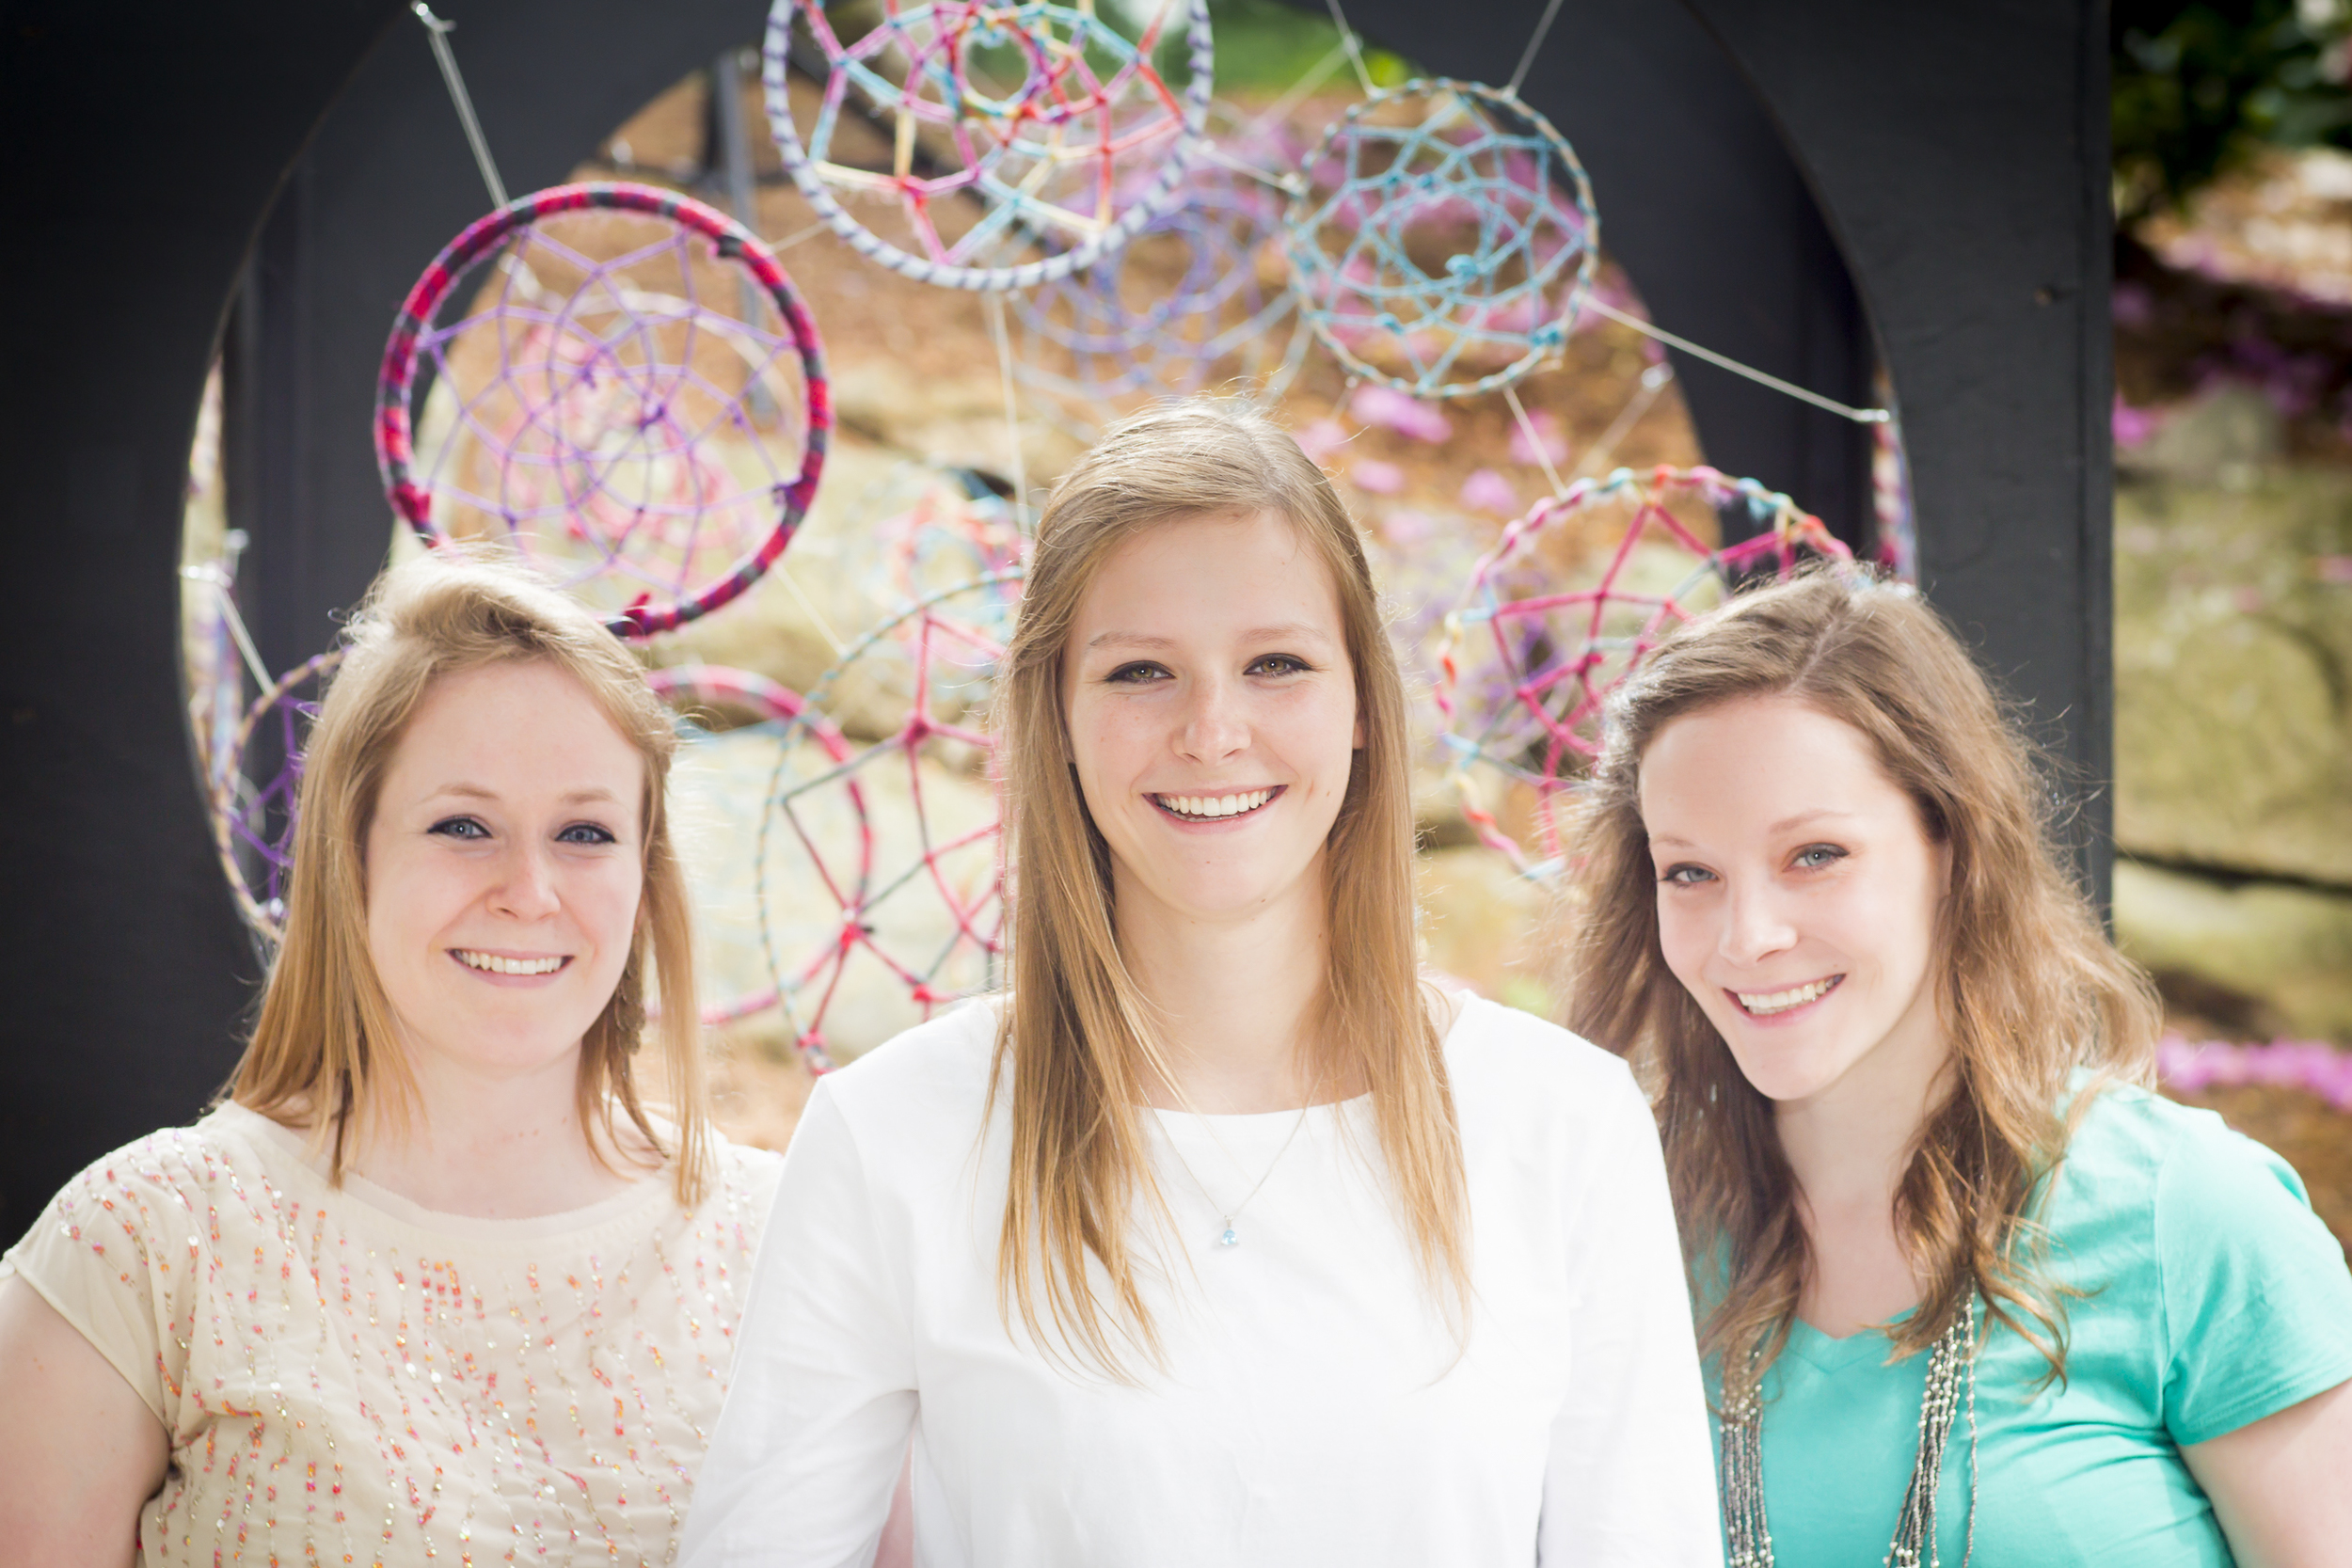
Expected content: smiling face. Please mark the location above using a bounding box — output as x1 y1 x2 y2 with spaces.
363 659 645 1090
1638 692 1951 1112
1063 508 1361 936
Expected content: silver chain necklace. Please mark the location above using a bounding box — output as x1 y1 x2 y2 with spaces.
1157 1102 1312 1248
1721 1293 1980 1568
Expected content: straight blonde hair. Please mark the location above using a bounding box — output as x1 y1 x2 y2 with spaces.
991 399 1469 1376
230 550 709 1205
1559 566 2159 1385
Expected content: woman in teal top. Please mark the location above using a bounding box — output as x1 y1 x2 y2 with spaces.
1560 568 2352 1566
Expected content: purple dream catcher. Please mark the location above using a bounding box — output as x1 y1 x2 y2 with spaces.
761 0 1216 290
1012 145 1309 410
375 182 831 637
1284 79 1598 400
1434 467 1850 878
210 650 342 941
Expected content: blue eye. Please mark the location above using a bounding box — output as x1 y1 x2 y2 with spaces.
1793 844 1847 869
430 816 488 840
557 822 618 846
1660 863 1714 885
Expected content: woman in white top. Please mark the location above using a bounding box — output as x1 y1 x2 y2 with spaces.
0 553 781 1565
682 400 1721 1568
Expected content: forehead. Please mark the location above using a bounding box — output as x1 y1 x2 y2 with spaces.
1638 693 1907 830
387 660 644 788
1070 509 1344 641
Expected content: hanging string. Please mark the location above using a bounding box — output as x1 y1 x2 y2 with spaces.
1503 383 1570 499
1506 0 1570 99
411 4 508 207
984 291 1032 534
1321 0 1379 95
1581 297 1890 423
1570 359 1673 479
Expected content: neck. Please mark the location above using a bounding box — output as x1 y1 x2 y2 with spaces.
340 1040 651 1219
1118 867 1332 1115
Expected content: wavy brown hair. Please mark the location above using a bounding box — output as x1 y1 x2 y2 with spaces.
229 550 709 1205
1559 566 2159 1384
991 398 1469 1377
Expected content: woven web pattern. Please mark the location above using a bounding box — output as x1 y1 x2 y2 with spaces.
211 650 342 942
376 183 830 637
1435 467 1850 878
762 0 1215 290
1014 143 1307 409
755 568 1023 1068
649 665 868 1032
1284 79 1597 400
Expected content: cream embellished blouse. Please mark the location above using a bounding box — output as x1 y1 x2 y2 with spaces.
0 1101 781 1567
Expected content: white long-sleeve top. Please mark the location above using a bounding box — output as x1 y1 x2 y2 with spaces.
682 995 1723 1568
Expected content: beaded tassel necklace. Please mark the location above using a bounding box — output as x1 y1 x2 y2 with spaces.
1720 1293 1980 1568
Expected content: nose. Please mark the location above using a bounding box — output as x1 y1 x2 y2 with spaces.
1176 672 1249 763
1718 877 1798 968
489 839 564 923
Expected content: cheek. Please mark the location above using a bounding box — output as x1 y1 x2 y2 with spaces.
1651 892 1711 987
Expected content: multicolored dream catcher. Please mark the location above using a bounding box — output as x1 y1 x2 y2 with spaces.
1012 132 1310 412
754 566 1024 1069
760 0 1216 290
375 182 832 637
209 649 342 941
1434 467 1851 878
648 663 870 1031
1284 78 1599 400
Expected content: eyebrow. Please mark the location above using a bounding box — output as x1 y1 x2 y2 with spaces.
1084 623 1338 652
1649 808 1857 849
428 784 623 806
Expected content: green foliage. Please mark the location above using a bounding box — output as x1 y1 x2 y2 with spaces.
1201 0 1414 92
2114 0 2352 219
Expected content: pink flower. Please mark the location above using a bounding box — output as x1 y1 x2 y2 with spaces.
1459 467 1520 515
1295 418 1350 466
1349 384 1454 443
1509 408 1569 467
2112 393 2162 450
1350 459 1406 496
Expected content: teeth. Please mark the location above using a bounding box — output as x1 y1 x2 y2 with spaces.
455 950 564 976
1158 788 1274 820
1736 977 1836 1015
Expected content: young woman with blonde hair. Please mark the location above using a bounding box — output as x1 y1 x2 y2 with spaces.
0 552 783 1564
683 399 1720 1567
1562 566 2352 1566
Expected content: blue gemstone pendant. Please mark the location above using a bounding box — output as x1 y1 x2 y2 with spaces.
1218 1227 1240 1248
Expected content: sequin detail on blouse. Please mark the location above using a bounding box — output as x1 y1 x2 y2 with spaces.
1 1104 781 1566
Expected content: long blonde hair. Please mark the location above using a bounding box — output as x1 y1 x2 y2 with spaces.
230 550 709 1205
1560 567 2159 1382
991 399 1468 1376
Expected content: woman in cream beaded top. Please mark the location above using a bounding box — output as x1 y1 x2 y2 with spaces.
0 552 782 1565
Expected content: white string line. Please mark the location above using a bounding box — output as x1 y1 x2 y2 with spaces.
412 4 508 207
1502 383 1569 499
1569 360 1671 480
1195 139 1304 197
181 566 274 694
1506 0 1570 98
983 291 1032 533
1248 35 1359 138
1321 0 1379 95
1581 297 1889 423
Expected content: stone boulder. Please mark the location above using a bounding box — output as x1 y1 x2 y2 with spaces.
2113 860 2352 1040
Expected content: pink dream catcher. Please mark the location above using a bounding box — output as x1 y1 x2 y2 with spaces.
208 649 342 942
1434 466 1850 879
646 664 869 1035
375 182 831 637
755 567 1022 1069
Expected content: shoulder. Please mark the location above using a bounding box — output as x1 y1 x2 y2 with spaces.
13 1107 284 1250
2060 1078 2312 1211
803 998 1003 1142
1442 994 1646 1121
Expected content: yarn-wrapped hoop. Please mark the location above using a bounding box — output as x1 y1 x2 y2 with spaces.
1284 80 1598 400
375 182 831 638
761 0 1216 291
210 650 343 941
648 664 869 1036
1434 467 1850 878
1014 148 1308 410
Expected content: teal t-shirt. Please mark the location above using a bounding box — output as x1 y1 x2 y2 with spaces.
1711 1084 2352 1566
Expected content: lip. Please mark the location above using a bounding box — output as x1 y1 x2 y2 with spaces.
1147 784 1284 830
1722 973 1844 1027
448 948 575 986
